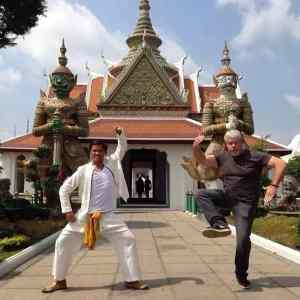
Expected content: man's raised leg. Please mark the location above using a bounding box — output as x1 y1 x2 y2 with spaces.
195 189 231 238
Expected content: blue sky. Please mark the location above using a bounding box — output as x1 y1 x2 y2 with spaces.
0 0 300 145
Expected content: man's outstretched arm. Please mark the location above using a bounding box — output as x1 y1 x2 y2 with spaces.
109 127 127 161
192 134 218 168
264 156 286 205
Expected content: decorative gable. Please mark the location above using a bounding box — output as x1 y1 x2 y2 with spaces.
98 49 189 111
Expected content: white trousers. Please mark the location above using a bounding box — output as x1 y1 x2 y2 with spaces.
52 212 142 282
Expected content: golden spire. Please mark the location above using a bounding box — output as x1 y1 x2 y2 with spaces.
127 0 162 49
123 0 167 66
221 40 231 67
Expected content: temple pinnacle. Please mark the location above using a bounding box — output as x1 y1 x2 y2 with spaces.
127 0 162 50
139 0 150 11
221 40 231 67
58 38 68 67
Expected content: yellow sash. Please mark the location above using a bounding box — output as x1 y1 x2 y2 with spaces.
83 212 102 250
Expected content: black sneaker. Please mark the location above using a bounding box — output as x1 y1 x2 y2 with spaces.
236 276 251 289
202 220 231 238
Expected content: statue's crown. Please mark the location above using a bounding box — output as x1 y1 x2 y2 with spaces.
213 41 238 81
52 39 74 76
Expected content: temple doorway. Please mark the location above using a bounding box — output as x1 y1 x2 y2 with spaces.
118 149 169 208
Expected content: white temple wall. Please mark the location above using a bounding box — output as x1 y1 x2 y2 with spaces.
1 143 195 210
0 151 34 195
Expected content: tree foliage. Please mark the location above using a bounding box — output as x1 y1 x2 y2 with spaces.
0 0 47 48
249 134 271 153
285 156 300 179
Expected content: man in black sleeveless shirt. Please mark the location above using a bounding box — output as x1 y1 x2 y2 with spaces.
193 130 286 288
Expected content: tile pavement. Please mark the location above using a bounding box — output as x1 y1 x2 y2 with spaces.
0 211 300 300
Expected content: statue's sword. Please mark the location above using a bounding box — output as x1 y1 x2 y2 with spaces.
52 109 63 166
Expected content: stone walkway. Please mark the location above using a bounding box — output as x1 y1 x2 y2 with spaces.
1 211 300 299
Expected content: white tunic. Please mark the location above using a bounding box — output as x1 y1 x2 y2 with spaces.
88 166 115 213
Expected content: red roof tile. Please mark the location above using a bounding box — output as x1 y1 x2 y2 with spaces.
70 84 86 99
0 118 290 154
184 79 197 112
88 118 201 140
88 77 103 113
0 134 42 151
199 86 220 110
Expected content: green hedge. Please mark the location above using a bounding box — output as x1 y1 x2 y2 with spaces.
296 218 300 249
0 228 15 239
0 234 31 251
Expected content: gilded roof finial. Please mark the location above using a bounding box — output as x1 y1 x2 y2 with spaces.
127 0 161 50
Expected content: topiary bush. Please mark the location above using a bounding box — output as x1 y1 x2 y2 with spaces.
0 234 31 251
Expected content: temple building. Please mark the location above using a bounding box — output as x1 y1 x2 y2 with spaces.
0 0 290 209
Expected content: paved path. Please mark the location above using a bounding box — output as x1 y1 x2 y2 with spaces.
1 211 300 299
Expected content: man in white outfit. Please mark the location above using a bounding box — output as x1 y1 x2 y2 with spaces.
42 128 148 293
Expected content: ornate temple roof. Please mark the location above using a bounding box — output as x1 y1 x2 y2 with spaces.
0 117 290 154
83 76 217 115
0 1 290 156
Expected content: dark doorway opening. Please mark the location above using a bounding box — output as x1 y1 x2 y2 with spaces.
119 149 169 208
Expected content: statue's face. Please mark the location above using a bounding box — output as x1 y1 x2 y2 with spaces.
50 73 75 99
216 75 237 91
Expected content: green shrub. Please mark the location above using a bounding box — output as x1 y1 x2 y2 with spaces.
0 228 15 239
296 218 300 249
255 206 269 218
33 145 50 159
285 156 300 179
0 234 31 251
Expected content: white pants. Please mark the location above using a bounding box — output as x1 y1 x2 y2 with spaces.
52 212 142 282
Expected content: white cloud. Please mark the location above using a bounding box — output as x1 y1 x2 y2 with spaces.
217 0 300 49
16 0 127 80
11 0 200 82
0 67 22 93
285 95 300 113
160 32 199 75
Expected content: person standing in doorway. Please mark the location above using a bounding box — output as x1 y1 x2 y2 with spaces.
144 176 152 198
136 174 145 199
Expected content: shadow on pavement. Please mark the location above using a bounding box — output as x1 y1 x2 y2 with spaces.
125 220 169 229
64 276 204 292
237 276 300 293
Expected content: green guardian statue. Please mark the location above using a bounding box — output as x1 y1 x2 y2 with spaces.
32 39 89 174
183 42 254 188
